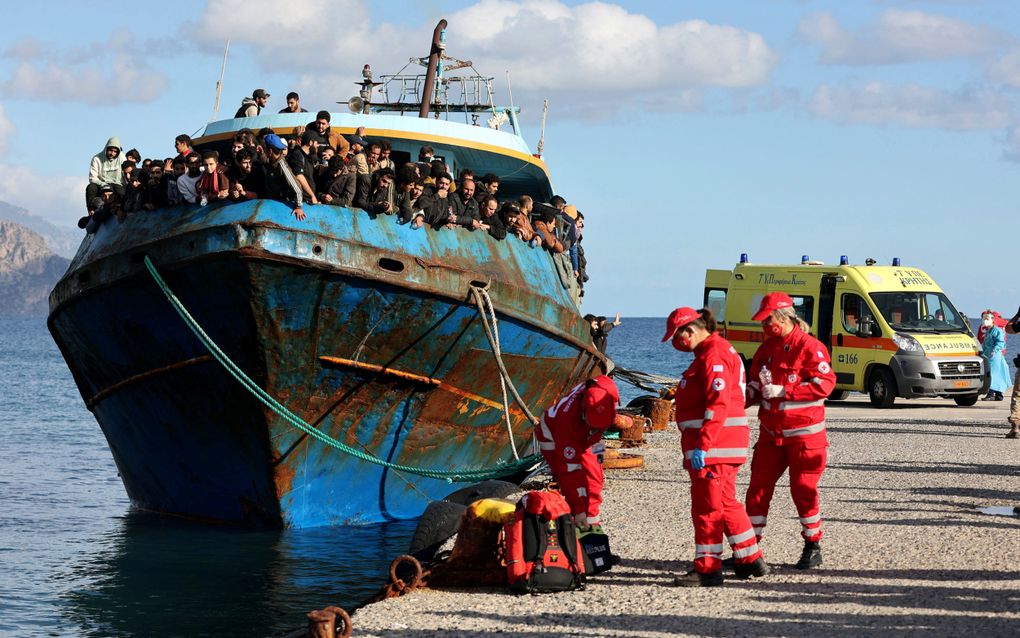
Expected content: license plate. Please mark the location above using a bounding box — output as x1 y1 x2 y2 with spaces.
953 380 969 388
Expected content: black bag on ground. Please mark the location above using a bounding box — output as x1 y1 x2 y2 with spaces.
578 530 615 575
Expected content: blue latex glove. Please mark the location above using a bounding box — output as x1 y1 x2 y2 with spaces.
690 449 706 470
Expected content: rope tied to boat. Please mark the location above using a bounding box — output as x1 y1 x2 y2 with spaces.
468 284 540 461
143 255 539 483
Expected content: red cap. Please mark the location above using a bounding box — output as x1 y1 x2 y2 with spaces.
752 292 794 321
583 375 619 430
661 307 700 342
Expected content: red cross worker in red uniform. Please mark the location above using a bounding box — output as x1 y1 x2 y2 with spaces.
744 292 836 569
662 307 768 587
536 375 619 529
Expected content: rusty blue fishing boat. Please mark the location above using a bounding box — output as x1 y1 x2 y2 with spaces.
48 24 603 527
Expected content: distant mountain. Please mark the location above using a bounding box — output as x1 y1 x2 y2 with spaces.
0 200 80 258
0 220 70 316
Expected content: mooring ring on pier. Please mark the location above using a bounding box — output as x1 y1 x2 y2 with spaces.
389 554 423 591
323 606 352 638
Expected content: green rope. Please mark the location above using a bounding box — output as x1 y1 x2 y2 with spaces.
143 256 540 482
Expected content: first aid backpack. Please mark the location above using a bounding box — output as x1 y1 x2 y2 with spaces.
504 490 586 594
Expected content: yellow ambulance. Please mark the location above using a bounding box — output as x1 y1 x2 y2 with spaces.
704 255 987 407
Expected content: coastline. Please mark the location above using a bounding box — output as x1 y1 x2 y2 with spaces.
352 395 1020 637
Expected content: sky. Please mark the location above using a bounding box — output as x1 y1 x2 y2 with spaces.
0 0 1018 317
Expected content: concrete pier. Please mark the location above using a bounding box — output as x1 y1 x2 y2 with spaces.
353 396 1020 637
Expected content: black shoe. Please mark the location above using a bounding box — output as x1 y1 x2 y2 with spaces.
994 393 1004 401
982 394 996 401
721 556 735 570
733 557 770 579
671 570 723 587
795 541 822 569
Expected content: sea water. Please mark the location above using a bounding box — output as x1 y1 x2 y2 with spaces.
0 316 1014 636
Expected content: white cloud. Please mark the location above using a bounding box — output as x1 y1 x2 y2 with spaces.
987 49 1020 88
189 0 777 118
798 9 1008 65
808 82 1013 130
2 30 169 105
0 105 13 155
0 163 87 227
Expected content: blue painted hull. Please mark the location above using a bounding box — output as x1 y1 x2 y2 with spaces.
49 200 600 527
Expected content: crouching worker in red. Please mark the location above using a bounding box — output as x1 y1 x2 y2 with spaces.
663 307 767 587
745 293 836 569
536 375 619 530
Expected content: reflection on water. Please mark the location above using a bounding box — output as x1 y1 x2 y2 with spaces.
59 514 416 637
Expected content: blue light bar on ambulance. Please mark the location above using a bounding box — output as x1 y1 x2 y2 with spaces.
840 255 849 265
892 257 901 266
740 253 748 263
801 255 810 264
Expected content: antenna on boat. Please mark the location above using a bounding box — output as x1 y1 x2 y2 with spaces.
537 99 548 157
210 39 230 122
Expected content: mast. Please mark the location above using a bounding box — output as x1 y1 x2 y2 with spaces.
419 20 447 118
210 39 230 122
537 99 548 157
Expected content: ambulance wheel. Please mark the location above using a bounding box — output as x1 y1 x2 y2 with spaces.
408 500 467 563
828 390 850 401
953 395 979 407
868 368 897 408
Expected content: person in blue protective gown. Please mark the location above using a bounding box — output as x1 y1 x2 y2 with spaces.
979 311 1010 401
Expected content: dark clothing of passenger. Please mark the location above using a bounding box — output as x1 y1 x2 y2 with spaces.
357 185 394 215
452 194 480 228
228 164 266 200
395 191 421 224
577 240 588 283
287 147 316 194
85 182 125 211
143 181 168 209
591 320 616 354
263 159 300 204
122 184 145 213
483 214 507 240
325 172 357 206
419 192 455 228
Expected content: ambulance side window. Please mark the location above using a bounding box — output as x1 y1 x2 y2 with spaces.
705 289 727 322
842 293 874 335
790 295 814 327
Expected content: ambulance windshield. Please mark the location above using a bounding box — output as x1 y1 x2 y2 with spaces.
869 292 968 333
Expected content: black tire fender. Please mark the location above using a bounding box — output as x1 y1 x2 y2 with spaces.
442 479 519 506
408 500 467 563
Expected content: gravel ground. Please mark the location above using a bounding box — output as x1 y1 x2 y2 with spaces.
352 396 1020 637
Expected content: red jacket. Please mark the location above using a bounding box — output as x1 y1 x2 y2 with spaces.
538 382 616 452
746 325 835 448
674 333 750 468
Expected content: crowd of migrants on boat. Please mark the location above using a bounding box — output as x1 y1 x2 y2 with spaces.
79 90 590 296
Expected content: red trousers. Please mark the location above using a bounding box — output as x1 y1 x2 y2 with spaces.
541 446 603 524
688 463 762 574
745 438 827 541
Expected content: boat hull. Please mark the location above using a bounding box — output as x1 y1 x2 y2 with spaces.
49 201 600 527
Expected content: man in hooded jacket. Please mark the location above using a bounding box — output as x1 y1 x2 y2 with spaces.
84 137 125 214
